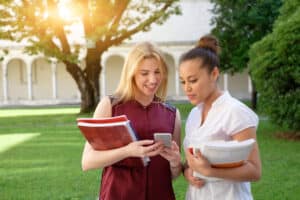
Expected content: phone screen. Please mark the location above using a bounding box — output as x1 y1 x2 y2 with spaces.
154 133 172 148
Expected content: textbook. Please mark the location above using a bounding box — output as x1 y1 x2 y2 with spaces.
189 139 255 181
77 115 150 167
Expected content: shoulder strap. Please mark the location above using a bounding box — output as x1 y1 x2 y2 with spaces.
108 95 121 107
162 102 176 113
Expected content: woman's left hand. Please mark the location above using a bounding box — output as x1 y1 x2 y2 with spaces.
160 141 181 167
185 148 212 177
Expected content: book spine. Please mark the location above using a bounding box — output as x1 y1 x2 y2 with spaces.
126 121 150 166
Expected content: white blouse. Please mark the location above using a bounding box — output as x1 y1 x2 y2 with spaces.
183 91 258 200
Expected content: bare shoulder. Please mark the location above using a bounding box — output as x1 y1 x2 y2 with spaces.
175 109 181 122
93 96 112 118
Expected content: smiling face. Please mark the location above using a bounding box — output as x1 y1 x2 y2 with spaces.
179 59 219 105
134 57 163 101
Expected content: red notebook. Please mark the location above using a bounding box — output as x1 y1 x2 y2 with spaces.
77 115 149 167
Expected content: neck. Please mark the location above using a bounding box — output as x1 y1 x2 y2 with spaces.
134 94 154 107
203 88 222 109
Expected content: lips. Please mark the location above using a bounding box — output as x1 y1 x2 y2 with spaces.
187 94 196 99
144 85 157 92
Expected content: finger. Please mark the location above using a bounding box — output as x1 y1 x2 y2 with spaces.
146 141 164 149
154 140 164 146
194 149 202 158
159 151 172 160
185 148 192 157
147 145 164 157
171 141 179 151
136 140 154 146
185 149 193 162
144 142 164 153
191 179 205 188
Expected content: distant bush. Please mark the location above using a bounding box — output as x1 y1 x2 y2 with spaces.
249 0 300 132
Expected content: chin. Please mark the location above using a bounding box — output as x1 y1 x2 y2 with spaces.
188 99 197 105
143 91 156 97
190 98 202 105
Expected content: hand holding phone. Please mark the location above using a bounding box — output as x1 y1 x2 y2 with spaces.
154 133 172 148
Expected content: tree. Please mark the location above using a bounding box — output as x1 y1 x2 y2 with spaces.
249 0 300 132
0 0 180 113
210 0 282 109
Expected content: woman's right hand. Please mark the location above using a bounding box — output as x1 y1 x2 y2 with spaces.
183 167 205 188
125 140 164 158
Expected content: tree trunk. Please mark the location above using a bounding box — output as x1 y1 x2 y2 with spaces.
251 83 257 111
64 49 103 113
64 61 98 113
86 48 102 109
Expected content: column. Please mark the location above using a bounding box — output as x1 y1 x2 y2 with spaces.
3 64 8 102
101 57 107 98
223 73 228 91
27 61 33 100
248 75 252 94
174 57 180 96
51 61 57 100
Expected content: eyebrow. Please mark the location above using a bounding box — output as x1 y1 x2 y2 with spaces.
139 69 160 72
179 75 197 79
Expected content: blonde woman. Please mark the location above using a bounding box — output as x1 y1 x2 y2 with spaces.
81 42 182 200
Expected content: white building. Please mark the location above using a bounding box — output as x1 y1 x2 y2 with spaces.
0 0 252 106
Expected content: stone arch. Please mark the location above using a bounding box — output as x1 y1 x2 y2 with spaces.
0 64 3 101
7 58 27 101
104 55 124 95
164 53 176 97
31 57 52 100
228 70 250 99
56 62 78 100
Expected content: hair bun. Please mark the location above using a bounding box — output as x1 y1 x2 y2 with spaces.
196 35 220 55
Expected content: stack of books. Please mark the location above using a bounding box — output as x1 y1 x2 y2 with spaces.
189 139 255 181
77 115 149 166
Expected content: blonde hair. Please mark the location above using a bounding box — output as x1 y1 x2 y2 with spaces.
114 42 168 102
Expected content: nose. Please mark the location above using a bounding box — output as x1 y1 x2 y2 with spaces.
149 73 158 84
184 83 191 93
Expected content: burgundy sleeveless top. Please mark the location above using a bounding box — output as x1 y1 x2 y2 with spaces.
99 99 176 200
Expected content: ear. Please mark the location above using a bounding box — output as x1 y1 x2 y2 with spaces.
211 66 219 81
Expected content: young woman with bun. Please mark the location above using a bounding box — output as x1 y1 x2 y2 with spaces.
179 35 261 200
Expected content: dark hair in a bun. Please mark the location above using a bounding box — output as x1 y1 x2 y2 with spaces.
197 35 220 55
180 34 220 72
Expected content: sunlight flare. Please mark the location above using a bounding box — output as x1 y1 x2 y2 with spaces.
58 0 75 21
0 133 40 153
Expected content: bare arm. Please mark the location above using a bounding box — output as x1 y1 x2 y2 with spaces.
81 97 163 171
186 127 262 182
160 109 183 179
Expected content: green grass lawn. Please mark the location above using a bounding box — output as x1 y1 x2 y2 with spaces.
0 105 299 199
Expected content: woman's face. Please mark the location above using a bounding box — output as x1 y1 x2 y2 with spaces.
134 57 163 99
179 59 218 105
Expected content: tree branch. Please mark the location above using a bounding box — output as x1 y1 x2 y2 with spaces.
106 1 174 48
47 0 71 54
104 0 130 42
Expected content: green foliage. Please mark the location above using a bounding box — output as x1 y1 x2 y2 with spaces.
210 0 282 73
249 0 300 131
0 0 180 63
0 0 181 112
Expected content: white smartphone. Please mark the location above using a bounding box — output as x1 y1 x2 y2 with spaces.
154 133 172 148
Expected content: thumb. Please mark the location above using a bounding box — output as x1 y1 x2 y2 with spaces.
172 141 179 151
194 148 202 158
